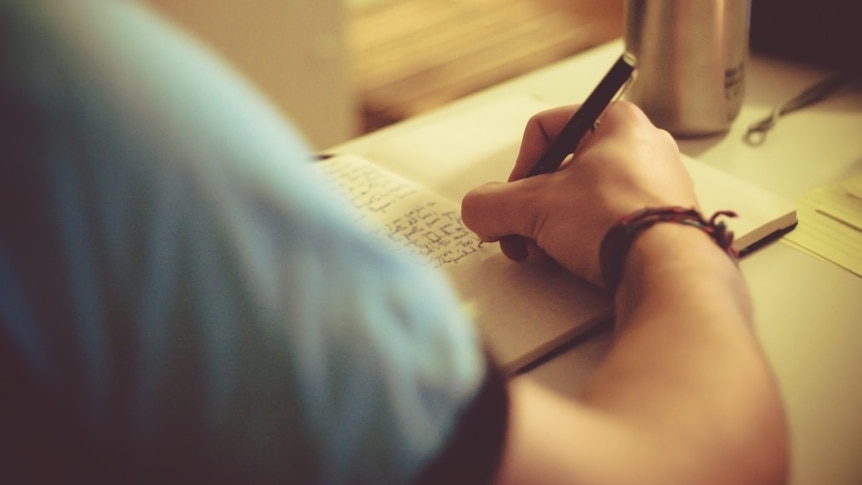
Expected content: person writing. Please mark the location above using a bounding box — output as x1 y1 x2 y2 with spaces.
1 1 788 484
461 101 789 484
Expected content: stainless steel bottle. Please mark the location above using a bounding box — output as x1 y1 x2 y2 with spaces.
624 0 750 137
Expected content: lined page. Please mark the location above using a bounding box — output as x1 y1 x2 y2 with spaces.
786 173 862 277
317 153 489 268
315 153 611 373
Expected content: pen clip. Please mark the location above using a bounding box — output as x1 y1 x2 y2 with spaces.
592 67 637 131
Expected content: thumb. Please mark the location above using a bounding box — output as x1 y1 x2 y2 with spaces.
461 178 543 245
462 181 556 263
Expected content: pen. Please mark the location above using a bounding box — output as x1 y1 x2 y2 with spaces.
527 52 636 176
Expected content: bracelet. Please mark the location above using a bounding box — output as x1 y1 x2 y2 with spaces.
599 207 739 291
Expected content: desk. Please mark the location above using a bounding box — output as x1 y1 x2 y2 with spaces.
331 40 862 485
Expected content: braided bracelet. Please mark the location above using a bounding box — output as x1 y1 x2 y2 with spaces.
599 207 739 291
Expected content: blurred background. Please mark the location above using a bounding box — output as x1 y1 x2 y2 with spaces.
349 0 622 132
143 0 622 149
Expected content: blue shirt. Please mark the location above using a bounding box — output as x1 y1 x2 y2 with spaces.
0 1 490 483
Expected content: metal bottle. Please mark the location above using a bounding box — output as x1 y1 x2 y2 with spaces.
624 0 750 137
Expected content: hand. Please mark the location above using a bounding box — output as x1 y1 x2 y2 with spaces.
461 101 699 287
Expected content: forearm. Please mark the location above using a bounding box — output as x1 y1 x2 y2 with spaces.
580 223 789 483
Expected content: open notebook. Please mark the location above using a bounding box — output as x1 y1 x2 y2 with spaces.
321 96 797 373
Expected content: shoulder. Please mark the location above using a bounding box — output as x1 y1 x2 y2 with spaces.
0 1 499 483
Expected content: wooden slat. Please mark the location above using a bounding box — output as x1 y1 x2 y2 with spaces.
349 0 623 131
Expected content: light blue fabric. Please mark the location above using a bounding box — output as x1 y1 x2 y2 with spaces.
0 1 485 483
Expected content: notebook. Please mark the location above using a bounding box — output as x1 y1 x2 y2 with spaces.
321 96 797 373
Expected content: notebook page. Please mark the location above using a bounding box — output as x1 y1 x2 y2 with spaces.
316 154 611 372
785 173 862 277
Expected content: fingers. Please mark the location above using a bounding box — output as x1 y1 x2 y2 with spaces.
510 102 647 181
466 105 584 265
499 235 529 261
574 101 657 155
509 105 582 181
595 100 654 132
461 177 543 244
500 236 554 263
461 181 519 242
462 100 696 280
464 181 554 264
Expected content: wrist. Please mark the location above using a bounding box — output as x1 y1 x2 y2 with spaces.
625 222 737 271
613 213 754 333
599 207 738 292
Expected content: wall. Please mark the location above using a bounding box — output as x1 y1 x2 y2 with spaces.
143 0 355 149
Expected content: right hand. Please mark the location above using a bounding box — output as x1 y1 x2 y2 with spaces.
461 101 700 287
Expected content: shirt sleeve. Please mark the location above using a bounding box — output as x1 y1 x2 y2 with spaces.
0 2 508 484
413 356 510 485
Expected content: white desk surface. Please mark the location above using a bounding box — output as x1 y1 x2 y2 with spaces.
331 40 862 485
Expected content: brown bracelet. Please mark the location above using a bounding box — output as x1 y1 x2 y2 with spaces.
599 207 739 291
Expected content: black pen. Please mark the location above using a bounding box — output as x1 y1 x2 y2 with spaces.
527 53 636 176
